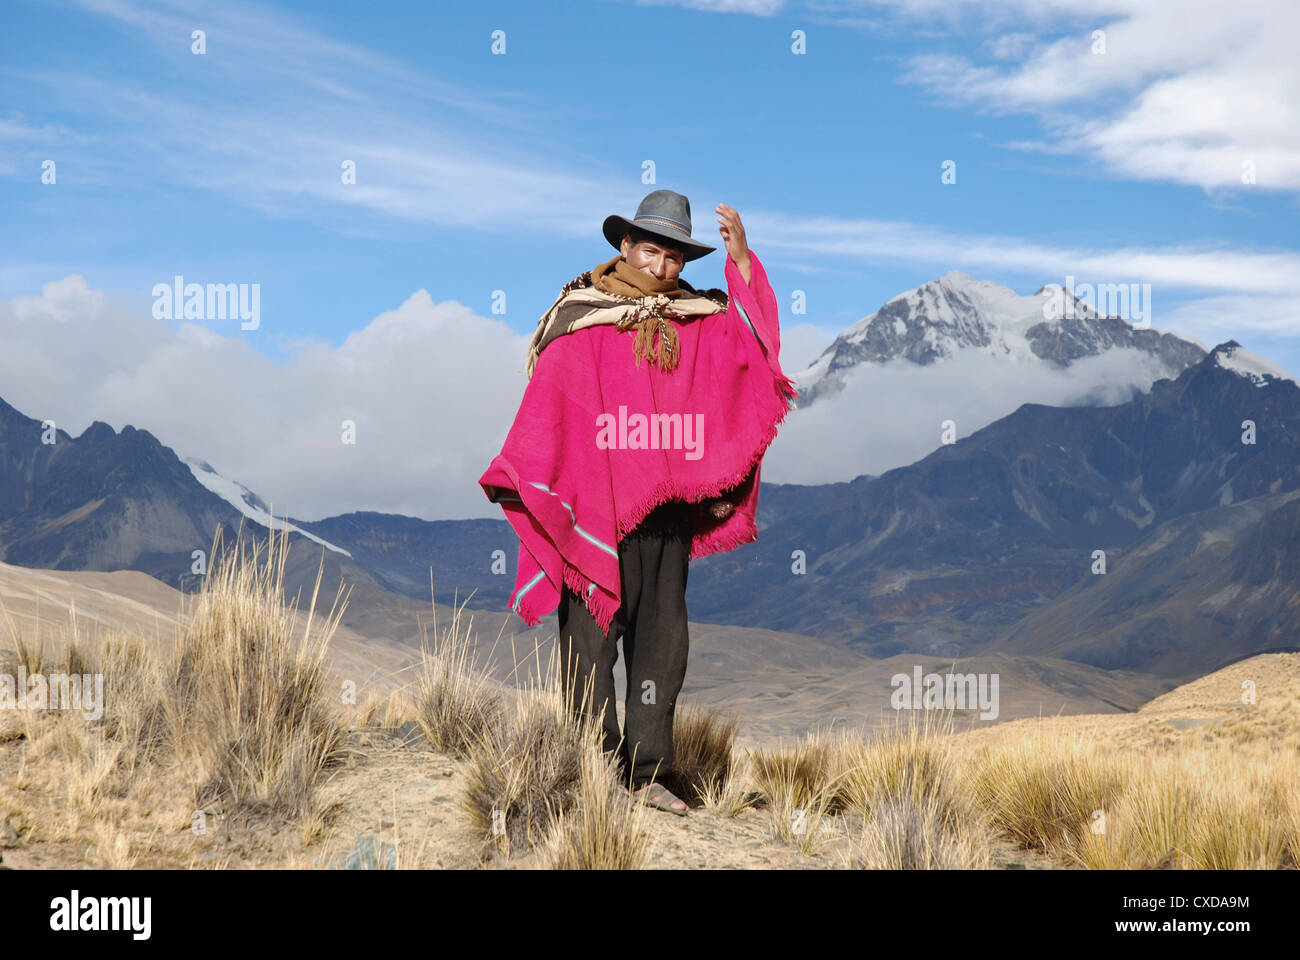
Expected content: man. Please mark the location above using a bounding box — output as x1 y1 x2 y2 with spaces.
479 189 797 815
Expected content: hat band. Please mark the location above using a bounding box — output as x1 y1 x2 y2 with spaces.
634 214 689 234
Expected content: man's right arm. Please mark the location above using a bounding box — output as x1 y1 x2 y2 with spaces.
721 249 799 404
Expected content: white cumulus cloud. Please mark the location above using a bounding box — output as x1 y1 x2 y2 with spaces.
1 276 531 522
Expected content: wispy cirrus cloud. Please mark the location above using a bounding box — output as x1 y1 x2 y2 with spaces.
15 0 652 241
72 0 519 119
746 207 1300 345
844 0 1300 193
633 0 787 13
746 209 1300 297
13 0 1297 324
613 0 1300 194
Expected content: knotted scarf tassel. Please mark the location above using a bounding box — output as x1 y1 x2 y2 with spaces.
618 297 681 373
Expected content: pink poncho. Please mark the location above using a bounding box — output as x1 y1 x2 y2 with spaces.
478 249 798 633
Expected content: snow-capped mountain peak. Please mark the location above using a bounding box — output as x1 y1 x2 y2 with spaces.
793 271 1205 407
182 456 352 557
1210 341 1299 388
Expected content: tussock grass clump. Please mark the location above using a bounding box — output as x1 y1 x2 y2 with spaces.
96 636 169 762
1072 747 1297 869
541 719 653 869
1275 758 1300 868
0 604 173 851
0 519 348 863
833 716 965 829
461 683 585 857
12 631 45 679
750 717 997 866
414 597 504 758
0 621 177 858
460 642 652 866
170 523 348 821
749 734 841 851
970 729 1123 858
460 645 593 858
831 718 993 869
667 705 741 807
845 793 993 869
751 736 839 806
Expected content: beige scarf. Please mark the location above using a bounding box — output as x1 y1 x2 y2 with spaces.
524 255 728 379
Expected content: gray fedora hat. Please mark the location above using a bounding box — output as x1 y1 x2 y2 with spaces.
602 189 716 262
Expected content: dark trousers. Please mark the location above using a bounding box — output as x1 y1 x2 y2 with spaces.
557 500 692 788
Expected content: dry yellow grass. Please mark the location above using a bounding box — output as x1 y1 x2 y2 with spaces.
540 716 655 870
833 715 995 869
2 522 1296 871
742 713 996 867
173 523 348 820
695 747 759 819
969 727 1125 858
747 732 841 852
0 519 349 866
668 703 742 807
734 668 1300 871
412 594 504 759
955 652 1300 870
458 641 653 866
1068 746 1299 869
842 791 994 869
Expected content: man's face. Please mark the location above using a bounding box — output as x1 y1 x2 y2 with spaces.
620 234 685 282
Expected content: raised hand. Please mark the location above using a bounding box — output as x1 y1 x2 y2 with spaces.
715 203 751 284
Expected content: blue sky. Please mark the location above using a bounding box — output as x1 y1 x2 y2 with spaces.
2 0 1298 521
